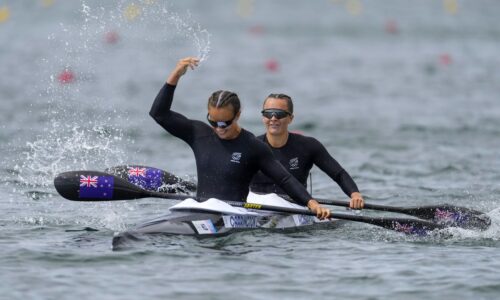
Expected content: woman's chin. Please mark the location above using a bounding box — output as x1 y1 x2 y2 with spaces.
268 127 284 135
214 129 230 139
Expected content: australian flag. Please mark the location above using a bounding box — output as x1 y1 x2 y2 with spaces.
127 167 164 191
79 175 114 199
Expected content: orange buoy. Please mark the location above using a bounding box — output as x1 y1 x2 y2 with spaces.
0 6 10 23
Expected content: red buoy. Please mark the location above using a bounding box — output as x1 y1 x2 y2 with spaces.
265 59 279 72
439 53 452 66
105 30 120 44
385 20 399 35
58 69 75 84
248 25 265 36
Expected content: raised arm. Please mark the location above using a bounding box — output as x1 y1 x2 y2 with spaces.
149 57 200 141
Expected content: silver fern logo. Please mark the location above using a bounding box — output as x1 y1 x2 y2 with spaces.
231 152 242 163
289 157 299 169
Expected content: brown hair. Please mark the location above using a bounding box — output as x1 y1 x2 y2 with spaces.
208 90 241 115
263 93 294 114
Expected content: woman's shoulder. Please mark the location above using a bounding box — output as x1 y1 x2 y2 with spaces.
289 131 321 144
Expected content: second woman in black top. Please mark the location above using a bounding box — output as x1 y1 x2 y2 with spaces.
250 93 365 209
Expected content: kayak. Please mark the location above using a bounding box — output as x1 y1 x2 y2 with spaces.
111 192 344 249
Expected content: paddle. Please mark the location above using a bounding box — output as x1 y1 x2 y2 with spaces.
315 198 491 230
104 165 196 193
54 170 444 235
106 165 491 230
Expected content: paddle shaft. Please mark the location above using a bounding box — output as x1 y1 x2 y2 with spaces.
317 197 403 211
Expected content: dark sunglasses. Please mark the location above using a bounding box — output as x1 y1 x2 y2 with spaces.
261 109 291 119
206 113 236 129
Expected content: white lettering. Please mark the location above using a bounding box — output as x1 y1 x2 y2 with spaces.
223 215 258 228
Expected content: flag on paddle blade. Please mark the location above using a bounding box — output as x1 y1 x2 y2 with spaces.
79 175 114 199
127 167 164 190
434 208 464 226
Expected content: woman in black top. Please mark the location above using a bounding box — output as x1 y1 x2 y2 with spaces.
250 93 365 209
149 57 331 218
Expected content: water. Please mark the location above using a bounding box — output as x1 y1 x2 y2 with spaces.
1 0 500 299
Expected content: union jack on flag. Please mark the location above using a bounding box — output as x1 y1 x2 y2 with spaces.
434 208 464 225
127 167 164 190
79 175 114 199
393 222 414 234
435 209 456 221
128 167 146 177
80 175 98 188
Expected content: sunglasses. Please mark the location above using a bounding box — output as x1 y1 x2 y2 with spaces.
206 113 236 129
261 109 291 119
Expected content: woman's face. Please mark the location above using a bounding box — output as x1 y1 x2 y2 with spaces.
262 98 293 136
207 105 240 140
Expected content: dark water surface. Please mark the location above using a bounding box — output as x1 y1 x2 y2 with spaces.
1 1 500 299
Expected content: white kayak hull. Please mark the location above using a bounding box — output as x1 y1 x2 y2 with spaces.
112 193 343 248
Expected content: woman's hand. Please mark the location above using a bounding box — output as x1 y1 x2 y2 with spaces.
167 57 200 85
349 192 364 209
307 199 331 220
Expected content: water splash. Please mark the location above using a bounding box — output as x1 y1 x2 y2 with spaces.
165 9 211 62
15 0 211 191
441 207 500 241
112 0 211 61
17 121 126 188
5 1 212 235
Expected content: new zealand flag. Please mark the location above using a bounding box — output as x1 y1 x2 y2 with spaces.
127 167 164 191
79 175 114 199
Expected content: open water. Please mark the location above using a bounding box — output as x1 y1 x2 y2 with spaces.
1 1 500 299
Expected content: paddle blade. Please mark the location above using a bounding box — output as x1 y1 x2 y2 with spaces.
401 204 491 230
377 217 444 235
105 165 196 193
331 213 445 235
54 171 149 201
321 198 492 231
